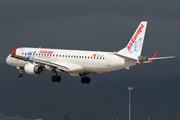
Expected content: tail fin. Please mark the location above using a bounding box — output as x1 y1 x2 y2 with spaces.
117 21 147 57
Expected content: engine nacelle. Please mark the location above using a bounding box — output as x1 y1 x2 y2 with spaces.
24 63 43 75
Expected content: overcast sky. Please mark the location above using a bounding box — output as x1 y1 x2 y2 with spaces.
0 0 180 63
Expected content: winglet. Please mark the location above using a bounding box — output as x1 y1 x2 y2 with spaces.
148 52 157 62
11 44 17 56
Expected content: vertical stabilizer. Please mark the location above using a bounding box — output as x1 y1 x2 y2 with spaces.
117 21 147 57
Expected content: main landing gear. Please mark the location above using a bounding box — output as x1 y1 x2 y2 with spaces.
51 73 61 83
81 76 91 84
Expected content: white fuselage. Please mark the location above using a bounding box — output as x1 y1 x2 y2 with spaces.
6 47 137 75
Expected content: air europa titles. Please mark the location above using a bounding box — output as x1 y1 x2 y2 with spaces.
127 24 144 51
39 50 54 54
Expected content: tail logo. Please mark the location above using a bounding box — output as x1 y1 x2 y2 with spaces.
129 38 142 54
127 24 144 51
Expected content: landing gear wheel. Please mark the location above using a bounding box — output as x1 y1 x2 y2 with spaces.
18 73 23 77
52 75 57 82
86 77 90 84
57 76 61 83
81 77 91 84
81 77 86 84
51 75 61 83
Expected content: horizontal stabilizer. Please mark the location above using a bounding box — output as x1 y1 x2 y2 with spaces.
143 52 175 63
148 56 175 60
144 56 175 63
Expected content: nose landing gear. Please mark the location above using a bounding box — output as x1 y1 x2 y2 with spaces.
17 67 23 77
18 73 23 77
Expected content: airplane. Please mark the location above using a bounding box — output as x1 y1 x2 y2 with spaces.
6 21 175 84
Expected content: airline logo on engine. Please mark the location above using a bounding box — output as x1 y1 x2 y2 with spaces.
127 24 144 51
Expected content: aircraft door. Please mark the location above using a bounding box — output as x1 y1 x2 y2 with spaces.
106 53 112 66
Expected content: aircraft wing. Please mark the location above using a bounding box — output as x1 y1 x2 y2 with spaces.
11 54 69 72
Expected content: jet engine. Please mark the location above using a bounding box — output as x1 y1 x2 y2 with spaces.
24 63 43 75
